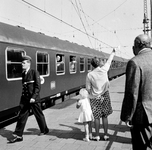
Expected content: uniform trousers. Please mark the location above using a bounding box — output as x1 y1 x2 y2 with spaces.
14 102 48 137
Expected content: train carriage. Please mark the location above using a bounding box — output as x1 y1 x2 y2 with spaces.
0 22 127 126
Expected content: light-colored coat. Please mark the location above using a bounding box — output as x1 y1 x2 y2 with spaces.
121 48 152 125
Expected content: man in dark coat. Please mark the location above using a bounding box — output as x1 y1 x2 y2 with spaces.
9 55 49 143
121 34 152 150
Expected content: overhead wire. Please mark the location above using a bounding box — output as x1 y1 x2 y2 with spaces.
69 0 130 33
20 0 133 59
93 0 129 25
68 0 135 59
77 0 92 33
69 0 113 34
74 0 93 48
0 0 135 59
77 0 102 50
21 0 113 48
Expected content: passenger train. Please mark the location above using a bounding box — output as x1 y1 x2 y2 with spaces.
0 22 127 127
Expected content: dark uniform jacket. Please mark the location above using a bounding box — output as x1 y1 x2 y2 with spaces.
20 69 41 105
121 48 152 125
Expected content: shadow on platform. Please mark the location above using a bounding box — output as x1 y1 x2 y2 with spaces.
0 120 131 150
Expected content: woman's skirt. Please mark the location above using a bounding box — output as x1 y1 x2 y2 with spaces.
90 90 113 119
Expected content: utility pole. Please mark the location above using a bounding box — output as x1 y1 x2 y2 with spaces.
150 0 152 37
143 0 150 35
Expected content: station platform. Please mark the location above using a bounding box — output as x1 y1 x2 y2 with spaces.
0 75 132 150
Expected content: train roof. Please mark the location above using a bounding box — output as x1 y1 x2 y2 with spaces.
0 22 127 62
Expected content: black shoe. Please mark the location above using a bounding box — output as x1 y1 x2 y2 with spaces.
39 128 49 136
9 136 23 143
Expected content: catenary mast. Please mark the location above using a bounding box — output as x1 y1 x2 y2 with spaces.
143 0 152 37
150 0 152 38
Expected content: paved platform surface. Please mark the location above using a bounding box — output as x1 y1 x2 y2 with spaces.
0 75 132 150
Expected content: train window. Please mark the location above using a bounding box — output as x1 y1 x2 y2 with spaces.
69 56 76 73
56 54 65 75
36 52 49 76
6 47 25 80
87 58 92 71
80 57 85 72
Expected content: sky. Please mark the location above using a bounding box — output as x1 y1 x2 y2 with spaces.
0 0 149 59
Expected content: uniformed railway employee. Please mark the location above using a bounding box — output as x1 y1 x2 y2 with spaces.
9 55 49 143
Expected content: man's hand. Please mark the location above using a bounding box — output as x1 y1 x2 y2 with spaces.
30 98 35 103
125 121 133 128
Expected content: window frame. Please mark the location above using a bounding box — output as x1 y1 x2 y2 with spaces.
36 51 50 77
5 47 26 81
87 58 92 72
56 54 65 75
79 57 85 73
69 55 77 74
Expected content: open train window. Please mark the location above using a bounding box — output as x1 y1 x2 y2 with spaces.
69 56 77 74
56 54 65 75
6 47 25 80
36 52 49 76
87 58 92 71
80 57 85 72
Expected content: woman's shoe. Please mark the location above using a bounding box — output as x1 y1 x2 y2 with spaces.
92 136 100 141
89 134 93 140
103 135 109 141
83 137 90 142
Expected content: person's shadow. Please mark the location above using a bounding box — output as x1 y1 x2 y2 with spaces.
0 120 131 147
0 124 82 143
0 128 15 143
59 121 131 145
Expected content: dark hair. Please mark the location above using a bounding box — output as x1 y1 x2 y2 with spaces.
91 57 100 68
